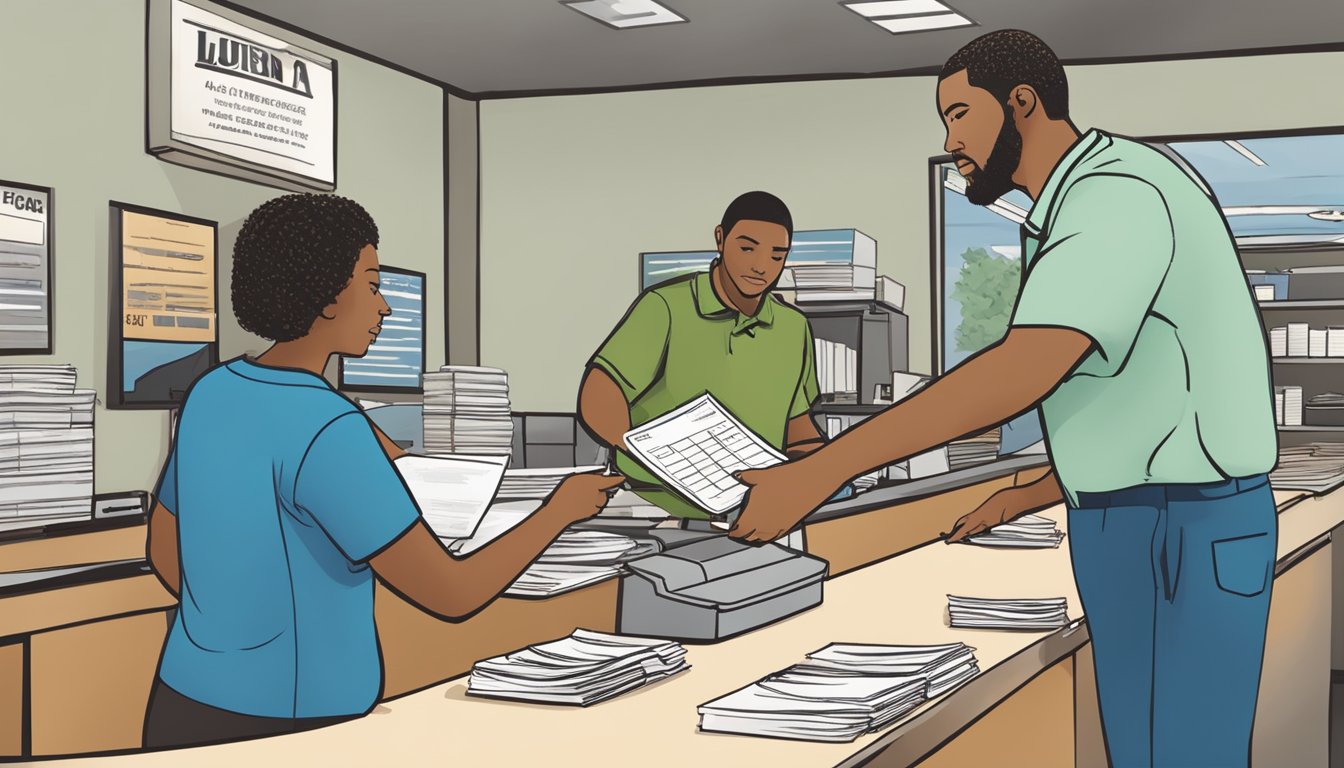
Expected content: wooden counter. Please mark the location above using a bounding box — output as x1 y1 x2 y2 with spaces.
33 487 1340 768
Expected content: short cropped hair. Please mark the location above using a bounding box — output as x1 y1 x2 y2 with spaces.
232 194 379 342
721 191 793 238
940 29 1069 120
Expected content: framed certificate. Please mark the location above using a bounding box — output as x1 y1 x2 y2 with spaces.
108 201 220 409
0 180 54 354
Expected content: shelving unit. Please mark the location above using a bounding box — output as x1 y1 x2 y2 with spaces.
1247 243 1344 448
793 299 909 406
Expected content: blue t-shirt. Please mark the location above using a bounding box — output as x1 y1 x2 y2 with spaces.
154 357 421 719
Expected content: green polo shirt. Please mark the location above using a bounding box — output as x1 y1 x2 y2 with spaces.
1010 129 1277 506
591 269 820 519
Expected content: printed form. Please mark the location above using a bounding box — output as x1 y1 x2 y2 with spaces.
623 393 786 516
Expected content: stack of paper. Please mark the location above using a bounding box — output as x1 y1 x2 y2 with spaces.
947 429 1000 471
1287 322 1310 357
1284 385 1304 427
789 229 878 304
947 595 1069 630
802 642 979 698
698 666 927 742
495 465 605 501
506 563 624 598
965 513 1065 549
1329 327 1344 358
1310 329 1329 358
467 629 689 705
394 453 508 539
814 339 858 401
1271 443 1344 493
0 365 95 533
1269 326 1288 357
535 529 640 565
422 366 513 456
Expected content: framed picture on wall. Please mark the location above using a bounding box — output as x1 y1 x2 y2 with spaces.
146 0 338 192
338 266 426 394
0 179 54 354
108 202 220 409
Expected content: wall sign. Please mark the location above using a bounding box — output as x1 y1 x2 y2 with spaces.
147 0 337 192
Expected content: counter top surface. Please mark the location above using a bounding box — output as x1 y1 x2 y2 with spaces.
37 488 1333 768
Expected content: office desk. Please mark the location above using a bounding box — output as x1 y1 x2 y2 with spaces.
35 486 1340 768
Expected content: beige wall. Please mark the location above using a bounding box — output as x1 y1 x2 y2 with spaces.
479 50 1344 412
0 0 444 493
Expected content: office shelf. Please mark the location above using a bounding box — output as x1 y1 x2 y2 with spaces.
1272 358 1344 364
1278 425 1344 432
812 403 890 416
1258 300 1344 310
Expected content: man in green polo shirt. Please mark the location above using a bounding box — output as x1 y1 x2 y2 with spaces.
578 191 825 520
730 31 1277 768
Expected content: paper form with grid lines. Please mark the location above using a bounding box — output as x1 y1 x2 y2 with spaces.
623 393 787 516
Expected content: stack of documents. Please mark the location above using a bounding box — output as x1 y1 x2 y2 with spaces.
965 513 1065 549
506 563 624 598
1281 385 1304 427
1271 443 1344 493
394 453 508 539
422 366 513 456
802 642 979 698
495 465 605 500
1287 322 1310 357
536 529 640 566
789 229 878 304
1269 327 1288 357
814 339 858 400
467 628 689 705
946 429 1000 471
0 365 95 533
947 595 1070 630
1310 329 1329 357
698 665 927 742
1329 327 1344 358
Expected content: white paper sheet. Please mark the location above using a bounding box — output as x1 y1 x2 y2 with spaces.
394 453 509 539
622 394 787 516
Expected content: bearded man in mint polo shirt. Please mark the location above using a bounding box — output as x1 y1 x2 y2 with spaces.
730 31 1277 768
578 191 826 521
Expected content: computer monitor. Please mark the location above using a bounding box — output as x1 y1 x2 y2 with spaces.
337 265 426 394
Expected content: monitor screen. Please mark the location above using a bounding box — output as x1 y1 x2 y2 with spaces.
338 266 426 393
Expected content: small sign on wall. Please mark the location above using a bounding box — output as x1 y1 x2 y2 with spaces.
147 0 337 192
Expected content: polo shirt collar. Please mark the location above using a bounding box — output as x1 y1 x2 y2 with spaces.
693 267 776 334
226 355 334 390
1023 128 1106 238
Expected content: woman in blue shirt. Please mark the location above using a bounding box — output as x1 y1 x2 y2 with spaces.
143 194 620 749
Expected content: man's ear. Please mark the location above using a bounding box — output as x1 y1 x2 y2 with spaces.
714 225 725 254
317 301 337 322
1010 84 1039 121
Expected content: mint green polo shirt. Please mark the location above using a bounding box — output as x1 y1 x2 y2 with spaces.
1010 129 1277 506
591 269 820 519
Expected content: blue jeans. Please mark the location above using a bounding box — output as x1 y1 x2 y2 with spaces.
1068 475 1277 768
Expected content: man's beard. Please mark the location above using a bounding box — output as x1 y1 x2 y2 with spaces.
963 105 1023 206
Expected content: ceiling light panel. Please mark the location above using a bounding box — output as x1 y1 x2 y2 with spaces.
562 0 686 29
843 0 953 18
874 13 972 33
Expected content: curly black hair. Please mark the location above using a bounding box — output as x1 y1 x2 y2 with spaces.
941 30 1070 121
232 194 379 342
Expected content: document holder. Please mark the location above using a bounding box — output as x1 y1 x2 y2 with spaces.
618 535 828 642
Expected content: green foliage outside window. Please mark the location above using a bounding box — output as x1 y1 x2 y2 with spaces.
951 247 1021 353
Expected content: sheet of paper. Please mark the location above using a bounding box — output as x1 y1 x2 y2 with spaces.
446 499 542 555
394 453 509 539
623 393 787 516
